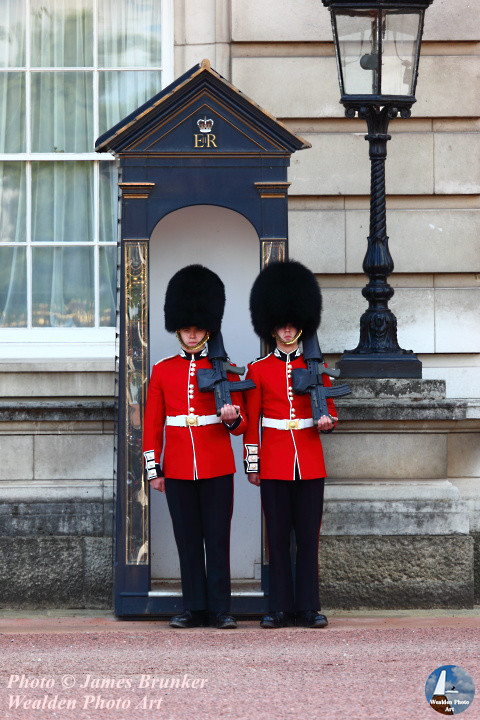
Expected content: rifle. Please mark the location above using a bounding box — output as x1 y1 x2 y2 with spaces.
197 331 256 415
291 333 351 423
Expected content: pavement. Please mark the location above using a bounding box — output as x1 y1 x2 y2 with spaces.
0 608 479 720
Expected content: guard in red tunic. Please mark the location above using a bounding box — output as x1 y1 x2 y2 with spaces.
244 260 338 629
143 265 246 629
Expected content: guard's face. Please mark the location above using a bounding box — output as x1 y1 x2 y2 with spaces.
274 324 298 344
179 326 208 348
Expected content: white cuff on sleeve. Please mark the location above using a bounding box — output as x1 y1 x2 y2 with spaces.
244 444 259 473
143 450 157 480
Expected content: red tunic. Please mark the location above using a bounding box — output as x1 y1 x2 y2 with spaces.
243 351 337 481
143 353 247 481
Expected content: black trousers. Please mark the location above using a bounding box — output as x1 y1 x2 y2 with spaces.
261 474 325 613
165 475 234 613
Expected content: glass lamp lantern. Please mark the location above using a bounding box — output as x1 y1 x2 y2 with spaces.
321 0 434 378
323 0 432 108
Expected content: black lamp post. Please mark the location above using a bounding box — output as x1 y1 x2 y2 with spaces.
321 0 433 378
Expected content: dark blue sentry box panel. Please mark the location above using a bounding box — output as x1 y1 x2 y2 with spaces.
96 59 309 617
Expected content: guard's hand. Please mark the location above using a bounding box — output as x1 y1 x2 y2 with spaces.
248 472 261 486
317 415 337 431
221 404 240 423
149 476 166 493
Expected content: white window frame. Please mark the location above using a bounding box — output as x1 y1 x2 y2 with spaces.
0 0 174 359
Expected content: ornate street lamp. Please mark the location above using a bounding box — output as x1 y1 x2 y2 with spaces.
321 0 433 377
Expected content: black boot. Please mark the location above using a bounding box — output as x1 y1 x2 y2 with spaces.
169 609 207 628
209 612 237 629
260 611 295 629
296 610 328 628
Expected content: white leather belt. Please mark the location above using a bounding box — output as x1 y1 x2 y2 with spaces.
262 417 314 431
166 414 221 428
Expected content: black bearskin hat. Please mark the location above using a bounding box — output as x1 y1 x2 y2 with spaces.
249 260 322 342
164 264 225 333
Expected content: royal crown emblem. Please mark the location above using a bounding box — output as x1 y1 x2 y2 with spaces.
197 116 214 133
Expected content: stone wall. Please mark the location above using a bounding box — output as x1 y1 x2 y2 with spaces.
0 362 115 608
318 379 480 607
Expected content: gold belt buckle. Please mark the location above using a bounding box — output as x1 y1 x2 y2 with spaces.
186 414 199 427
286 419 299 430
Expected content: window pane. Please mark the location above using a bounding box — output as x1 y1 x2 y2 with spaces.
0 162 26 243
99 245 117 326
31 0 93 68
99 162 118 243
32 246 94 327
0 1 26 67
99 70 161 134
335 10 379 95
0 246 27 327
0 73 26 152
31 71 93 152
381 10 421 96
98 0 162 68
32 162 94 243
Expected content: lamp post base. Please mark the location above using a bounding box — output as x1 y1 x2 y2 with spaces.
336 353 422 379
